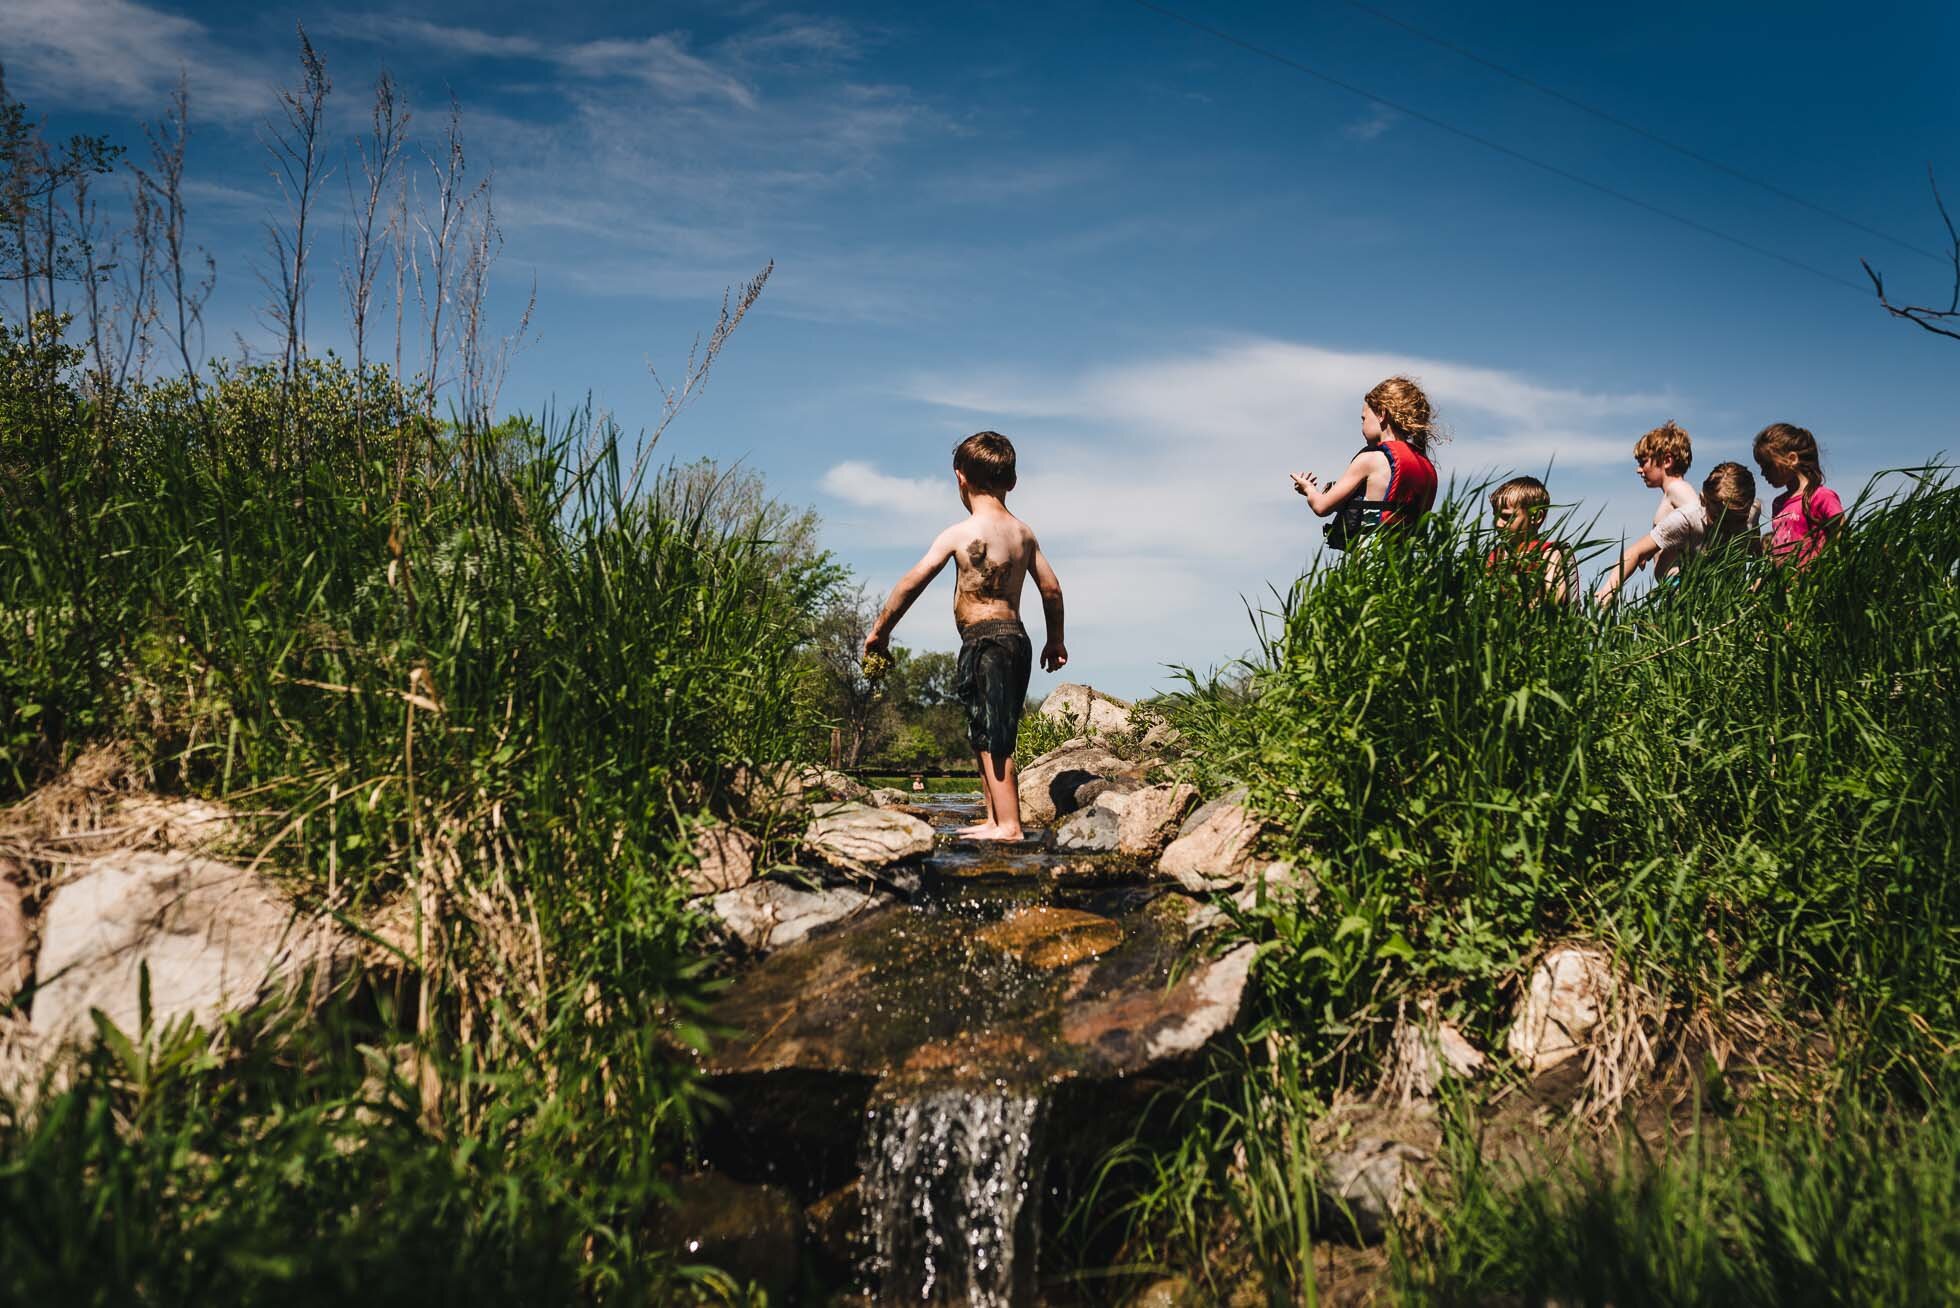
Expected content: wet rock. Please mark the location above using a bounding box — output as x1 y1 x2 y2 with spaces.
683 822 759 897
1157 790 1263 891
866 787 910 809
975 906 1124 969
1115 782 1199 857
709 900 1248 1083
1312 1101 1439 1244
1039 683 1135 738
656 1172 800 1305
804 803 934 874
32 851 351 1048
707 879 886 953
1059 941 1257 1065
1017 743 1139 828
1507 943 1614 1076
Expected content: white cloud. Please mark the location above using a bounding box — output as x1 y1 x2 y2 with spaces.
0 0 272 121
820 460 947 519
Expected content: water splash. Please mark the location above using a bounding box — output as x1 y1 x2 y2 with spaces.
861 1086 1046 1306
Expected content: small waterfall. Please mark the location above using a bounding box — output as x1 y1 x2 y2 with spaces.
861 1086 1047 1306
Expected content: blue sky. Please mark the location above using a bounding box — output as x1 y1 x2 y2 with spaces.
7 0 1957 696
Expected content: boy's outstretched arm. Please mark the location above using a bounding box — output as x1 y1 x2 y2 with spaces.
1031 544 1067 672
1594 534 1659 607
864 529 956 656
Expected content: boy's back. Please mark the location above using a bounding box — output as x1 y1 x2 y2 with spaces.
945 509 1037 630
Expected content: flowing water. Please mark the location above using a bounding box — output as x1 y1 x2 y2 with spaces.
860 1085 1046 1306
705 789 1248 1304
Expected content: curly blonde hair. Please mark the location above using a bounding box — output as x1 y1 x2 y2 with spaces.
1365 375 1444 455
1633 420 1692 476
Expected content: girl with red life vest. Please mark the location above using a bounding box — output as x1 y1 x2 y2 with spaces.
1291 375 1441 550
1485 475 1573 602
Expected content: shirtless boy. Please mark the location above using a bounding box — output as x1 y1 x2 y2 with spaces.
1595 421 1701 606
863 431 1066 841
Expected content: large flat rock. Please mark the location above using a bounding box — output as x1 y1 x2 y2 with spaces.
32 851 349 1047
804 803 934 873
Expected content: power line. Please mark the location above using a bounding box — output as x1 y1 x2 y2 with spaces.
1128 0 1872 295
1337 0 1949 265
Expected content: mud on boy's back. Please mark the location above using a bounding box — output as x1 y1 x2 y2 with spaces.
863 431 1067 842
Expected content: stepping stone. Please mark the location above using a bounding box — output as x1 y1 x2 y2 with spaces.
974 906 1124 969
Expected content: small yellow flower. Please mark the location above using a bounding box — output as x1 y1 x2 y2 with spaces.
861 650 893 681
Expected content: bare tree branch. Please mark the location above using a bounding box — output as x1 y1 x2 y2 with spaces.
1864 167 1960 343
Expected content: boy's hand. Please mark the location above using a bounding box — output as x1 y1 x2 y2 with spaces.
1290 471 1317 498
1041 639 1068 673
862 630 890 660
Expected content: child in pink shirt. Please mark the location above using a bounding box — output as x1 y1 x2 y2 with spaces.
1753 422 1844 566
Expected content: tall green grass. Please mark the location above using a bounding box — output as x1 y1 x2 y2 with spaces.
0 316 834 1297
1171 478 1959 1075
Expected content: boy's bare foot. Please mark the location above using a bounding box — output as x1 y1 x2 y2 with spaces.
956 821 995 837
968 825 1025 843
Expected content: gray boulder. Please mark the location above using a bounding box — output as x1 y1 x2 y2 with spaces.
707 879 887 953
1115 782 1199 857
1039 683 1135 738
1157 790 1264 891
32 851 351 1048
1507 943 1615 1076
1049 791 1131 853
804 802 934 873
1017 743 1139 828
1311 1101 1440 1244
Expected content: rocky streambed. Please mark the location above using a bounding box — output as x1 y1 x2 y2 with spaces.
691 790 1256 1306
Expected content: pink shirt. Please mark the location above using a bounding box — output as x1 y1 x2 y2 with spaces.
1768 485 1843 565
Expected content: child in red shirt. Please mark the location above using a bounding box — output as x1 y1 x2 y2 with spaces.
1486 475 1571 603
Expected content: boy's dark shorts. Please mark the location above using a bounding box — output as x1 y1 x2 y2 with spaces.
954 618 1033 759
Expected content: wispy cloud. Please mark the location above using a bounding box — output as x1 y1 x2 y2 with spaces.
1343 105 1401 142
0 0 274 121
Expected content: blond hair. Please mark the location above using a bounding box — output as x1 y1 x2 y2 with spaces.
1633 421 1692 475
1701 461 1759 553
1365 375 1443 455
1490 475 1550 523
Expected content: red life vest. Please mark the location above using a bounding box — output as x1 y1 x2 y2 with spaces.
1324 437 1438 549
1376 437 1438 526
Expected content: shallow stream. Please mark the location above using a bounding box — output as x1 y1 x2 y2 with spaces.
703 790 1238 1305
